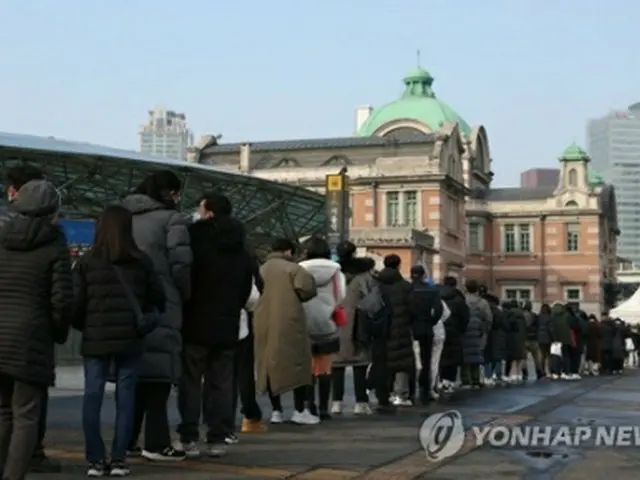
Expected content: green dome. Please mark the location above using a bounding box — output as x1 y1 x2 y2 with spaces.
559 143 590 163
357 67 471 137
588 168 605 187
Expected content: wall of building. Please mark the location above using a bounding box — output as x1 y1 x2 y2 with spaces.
465 212 603 313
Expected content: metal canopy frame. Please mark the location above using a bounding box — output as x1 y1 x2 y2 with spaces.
0 143 326 247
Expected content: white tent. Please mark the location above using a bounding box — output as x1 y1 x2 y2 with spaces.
610 286 640 325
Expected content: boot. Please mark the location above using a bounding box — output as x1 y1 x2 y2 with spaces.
318 374 332 420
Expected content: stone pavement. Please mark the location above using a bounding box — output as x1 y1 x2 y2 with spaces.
33 368 640 479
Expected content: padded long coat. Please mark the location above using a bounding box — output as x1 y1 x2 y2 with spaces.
254 252 317 395
121 194 192 384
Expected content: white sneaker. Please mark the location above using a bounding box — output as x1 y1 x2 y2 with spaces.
429 390 440 400
560 373 571 380
290 409 320 425
270 410 284 424
392 397 413 407
330 401 342 415
353 402 372 415
207 444 227 458
173 440 199 459
550 374 559 380
571 374 582 380
483 377 495 387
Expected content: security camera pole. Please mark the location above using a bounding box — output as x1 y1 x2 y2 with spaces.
325 167 350 259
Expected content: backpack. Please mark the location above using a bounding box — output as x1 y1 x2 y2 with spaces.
355 279 393 344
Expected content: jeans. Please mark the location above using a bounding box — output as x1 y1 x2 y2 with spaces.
332 366 368 403
179 345 235 444
0 374 44 480
483 360 502 378
82 354 139 463
130 382 171 453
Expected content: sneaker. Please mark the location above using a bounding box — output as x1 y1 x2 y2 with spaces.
290 409 320 425
429 390 440 400
391 397 413 407
142 446 186 461
224 433 239 445
30 454 62 473
550 374 559 380
270 410 284 424
241 418 267 433
330 401 342 415
86 462 108 477
173 440 200 459
353 402 373 415
126 446 141 457
207 444 227 458
108 461 130 477
560 373 571 380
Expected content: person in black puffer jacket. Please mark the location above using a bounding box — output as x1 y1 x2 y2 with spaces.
439 276 470 392
537 304 553 377
408 265 442 404
483 293 508 384
377 255 413 406
0 180 73 480
73 205 166 475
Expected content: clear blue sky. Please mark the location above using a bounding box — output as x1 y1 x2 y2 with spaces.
1 0 638 187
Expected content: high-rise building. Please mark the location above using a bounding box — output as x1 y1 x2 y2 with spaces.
587 103 640 264
139 106 194 161
520 168 559 188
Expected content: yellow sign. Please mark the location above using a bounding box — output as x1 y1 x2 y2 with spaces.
326 175 343 191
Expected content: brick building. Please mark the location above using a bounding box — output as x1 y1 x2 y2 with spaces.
196 67 618 313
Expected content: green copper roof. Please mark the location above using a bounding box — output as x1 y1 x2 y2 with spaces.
588 168 605 186
559 143 590 163
357 67 471 137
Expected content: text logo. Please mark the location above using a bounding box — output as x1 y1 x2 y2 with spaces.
419 410 465 462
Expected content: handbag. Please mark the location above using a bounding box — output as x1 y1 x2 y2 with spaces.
550 342 562 356
625 337 635 352
112 265 160 337
331 273 347 327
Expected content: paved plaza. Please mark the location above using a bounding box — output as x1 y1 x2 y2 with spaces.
30 367 640 479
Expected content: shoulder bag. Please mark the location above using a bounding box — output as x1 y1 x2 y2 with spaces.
112 265 160 337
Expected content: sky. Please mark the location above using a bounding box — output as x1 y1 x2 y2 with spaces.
1 0 638 187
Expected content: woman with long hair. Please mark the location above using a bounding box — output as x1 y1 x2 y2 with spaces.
299 237 346 420
73 205 166 477
121 170 192 460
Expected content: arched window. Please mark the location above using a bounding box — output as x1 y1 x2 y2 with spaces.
565 200 579 208
568 168 578 187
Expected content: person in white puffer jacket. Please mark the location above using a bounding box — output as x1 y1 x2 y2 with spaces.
299 237 346 420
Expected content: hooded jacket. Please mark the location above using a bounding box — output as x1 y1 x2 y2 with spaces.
377 267 414 372
299 258 346 347
183 216 252 347
0 180 73 386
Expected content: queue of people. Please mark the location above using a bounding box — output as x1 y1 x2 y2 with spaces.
0 165 635 479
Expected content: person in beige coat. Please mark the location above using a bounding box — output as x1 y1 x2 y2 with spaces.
253 238 318 425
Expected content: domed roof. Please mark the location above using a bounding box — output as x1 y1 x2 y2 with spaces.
588 168 605 187
356 67 471 137
559 143 590 163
